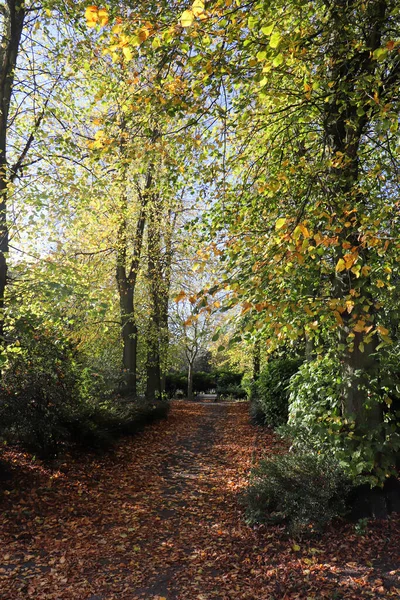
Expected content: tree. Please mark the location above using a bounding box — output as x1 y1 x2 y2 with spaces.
170 298 215 400
176 0 400 477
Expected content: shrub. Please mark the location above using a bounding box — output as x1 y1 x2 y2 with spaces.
215 370 243 388
245 450 352 533
0 324 83 457
193 371 216 393
254 357 302 427
217 384 247 399
288 354 400 485
165 372 188 398
0 319 169 457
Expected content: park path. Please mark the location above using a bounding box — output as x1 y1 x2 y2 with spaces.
0 401 399 600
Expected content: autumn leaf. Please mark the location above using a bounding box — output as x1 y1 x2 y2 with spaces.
85 6 108 28
275 217 286 230
174 290 186 303
122 46 132 61
98 8 109 26
377 325 389 336
181 9 194 27
335 258 346 272
138 27 150 43
192 0 205 17
85 5 98 27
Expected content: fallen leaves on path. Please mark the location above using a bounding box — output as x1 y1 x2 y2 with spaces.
0 401 399 599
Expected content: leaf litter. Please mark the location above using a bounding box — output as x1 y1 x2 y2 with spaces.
0 401 398 599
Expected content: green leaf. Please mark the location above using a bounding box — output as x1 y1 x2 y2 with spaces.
269 32 281 49
273 53 284 67
248 16 258 29
261 23 275 36
372 47 388 61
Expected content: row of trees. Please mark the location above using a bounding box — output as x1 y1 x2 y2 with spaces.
0 1 224 404
0 1 398 487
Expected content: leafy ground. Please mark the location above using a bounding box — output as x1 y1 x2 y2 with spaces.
0 401 399 599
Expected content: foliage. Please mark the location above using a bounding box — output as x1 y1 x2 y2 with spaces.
245 450 352 533
165 372 188 398
0 316 168 457
193 371 216 393
253 357 302 428
0 318 83 457
217 384 247 400
165 368 247 398
288 355 400 485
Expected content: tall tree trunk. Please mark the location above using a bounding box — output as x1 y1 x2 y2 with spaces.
0 1 26 348
146 192 163 402
116 164 150 396
187 360 194 400
324 0 389 428
253 339 260 380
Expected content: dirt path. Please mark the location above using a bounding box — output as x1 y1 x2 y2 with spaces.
0 401 399 600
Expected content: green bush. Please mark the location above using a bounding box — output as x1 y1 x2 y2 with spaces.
217 384 247 399
215 370 243 388
66 399 170 449
245 450 352 533
254 357 302 427
0 319 169 457
165 372 188 398
193 371 216 393
0 323 84 456
288 354 400 485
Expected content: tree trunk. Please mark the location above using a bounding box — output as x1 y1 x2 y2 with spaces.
253 339 260 380
0 1 26 348
145 192 163 402
117 277 137 396
324 0 389 428
187 361 194 400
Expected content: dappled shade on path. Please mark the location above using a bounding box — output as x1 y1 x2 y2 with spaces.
0 401 399 599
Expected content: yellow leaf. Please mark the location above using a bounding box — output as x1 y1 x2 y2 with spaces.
122 46 132 61
377 325 389 336
192 0 205 17
336 258 346 272
361 265 371 276
344 252 357 269
85 6 98 27
351 264 361 278
181 9 194 27
138 27 150 42
174 290 186 303
275 217 286 230
98 8 109 26
353 320 366 333
293 544 301 551
376 279 385 288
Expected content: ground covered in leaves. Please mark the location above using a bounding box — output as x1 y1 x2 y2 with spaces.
0 401 399 599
